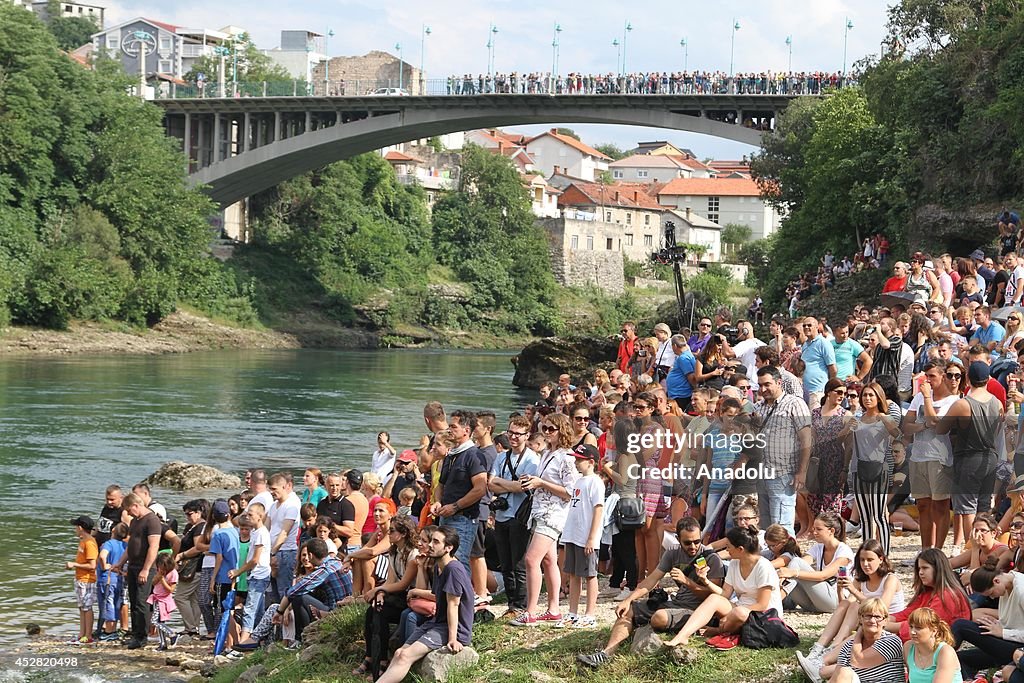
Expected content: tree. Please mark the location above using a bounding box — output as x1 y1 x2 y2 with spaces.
555 127 580 140
720 224 752 245
42 0 98 50
594 143 626 161
184 33 291 87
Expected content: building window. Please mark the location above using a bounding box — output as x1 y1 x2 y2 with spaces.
158 60 172 73
707 196 720 223
605 211 612 222
106 33 118 49
613 170 623 179
571 235 579 250
625 233 634 246
159 35 172 51
626 213 632 225
644 214 650 225
606 238 614 250
644 234 654 246
586 235 594 250
637 169 648 178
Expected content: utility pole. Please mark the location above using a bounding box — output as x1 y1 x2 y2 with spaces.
843 17 854 77
785 35 792 73
679 37 688 72
730 19 740 76
324 28 334 95
551 22 562 82
621 21 632 75
419 25 431 95
395 42 403 90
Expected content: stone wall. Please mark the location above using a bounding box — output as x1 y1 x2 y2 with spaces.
539 217 625 294
311 51 423 95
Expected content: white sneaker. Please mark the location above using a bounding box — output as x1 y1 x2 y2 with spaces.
807 643 826 660
573 615 597 628
796 651 823 683
845 521 861 538
613 588 632 601
553 613 577 629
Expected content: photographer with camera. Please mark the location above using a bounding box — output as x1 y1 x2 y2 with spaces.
487 416 539 619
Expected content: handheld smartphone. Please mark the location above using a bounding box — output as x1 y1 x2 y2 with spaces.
838 565 848 579
694 556 707 570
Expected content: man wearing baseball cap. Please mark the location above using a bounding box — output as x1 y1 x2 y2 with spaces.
385 450 424 518
66 515 98 643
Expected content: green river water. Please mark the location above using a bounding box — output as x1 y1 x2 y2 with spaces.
0 349 530 657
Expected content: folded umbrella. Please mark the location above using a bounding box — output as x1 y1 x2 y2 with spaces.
214 589 237 656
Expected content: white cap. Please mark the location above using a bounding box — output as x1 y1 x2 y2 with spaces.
149 503 167 522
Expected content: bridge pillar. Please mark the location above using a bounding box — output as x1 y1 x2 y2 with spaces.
213 113 222 163
183 113 192 173
305 110 312 134
196 115 207 168
244 112 251 153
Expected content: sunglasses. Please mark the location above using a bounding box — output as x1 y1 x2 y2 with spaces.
699 323 711 328
832 389 846 396
946 372 963 380
541 425 557 433
573 416 589 422
634 404 652 411
508 430 529 437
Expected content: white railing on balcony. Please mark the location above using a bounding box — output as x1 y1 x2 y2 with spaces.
181 44 215 59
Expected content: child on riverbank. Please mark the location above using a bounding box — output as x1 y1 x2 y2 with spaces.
556 444 605 629
147 554 179 650
97 522 127 641
66 515 98 644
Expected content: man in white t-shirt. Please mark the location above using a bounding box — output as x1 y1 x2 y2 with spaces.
729 320 766 383
370 431 397 484
245 469 273 523
229 504 272 641
904 361 958 551
267 472 302 603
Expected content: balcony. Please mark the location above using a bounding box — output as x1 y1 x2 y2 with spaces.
181 44 215 59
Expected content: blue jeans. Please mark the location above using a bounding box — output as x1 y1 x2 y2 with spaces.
441 513 477 570
757 474 797 535
242 576 270 632
273 549 297 603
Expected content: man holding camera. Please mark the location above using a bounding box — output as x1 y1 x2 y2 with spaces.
488 415 539 618
577 517 724 669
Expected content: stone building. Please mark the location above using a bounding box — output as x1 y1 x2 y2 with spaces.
310 50 424 96
540 217 625 294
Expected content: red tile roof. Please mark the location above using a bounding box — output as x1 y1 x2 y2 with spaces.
665 154 713 171
658 176 762 197
559 181 666 210
526 129 611 160
145 18 180 32
384 150 421 163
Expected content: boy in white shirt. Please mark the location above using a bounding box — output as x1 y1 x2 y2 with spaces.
229 505 272 642
556 444 605 629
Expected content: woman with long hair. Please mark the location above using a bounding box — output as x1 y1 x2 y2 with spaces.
886 548 971 642
799 539 905 668
634 392 669 579
173 498 210 639
510 413 578 627
569 402 598 450
602 416 640 600
777 512 853 614
998 312 1024 357
950 512 1008 605
695 334 728 391
356 514 421 679
762 524 802 570
665 526 783 649
848 381 902 554
952 555 1024 680
906 313 940 374
300 468 327 508
809 598 905 683
906 607 962 683
808 378 851 517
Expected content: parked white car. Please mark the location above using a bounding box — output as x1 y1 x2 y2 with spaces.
369 87 410 96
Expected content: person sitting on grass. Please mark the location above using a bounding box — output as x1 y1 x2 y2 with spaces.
576 516 724 669
796 539 905 674
777 511 853 614
665 525 783 651
376 527 475 683
885 548 970 642
905 607 962 683
805 598 904 683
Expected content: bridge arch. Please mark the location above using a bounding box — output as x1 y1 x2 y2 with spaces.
161 96 784 207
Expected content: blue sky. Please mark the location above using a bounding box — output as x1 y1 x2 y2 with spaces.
106 0 891 159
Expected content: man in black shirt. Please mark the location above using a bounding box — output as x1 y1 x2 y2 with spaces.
316 473 347 533
117 493 161 649
95 484 125 546
430 410 487 571
385 450 424 517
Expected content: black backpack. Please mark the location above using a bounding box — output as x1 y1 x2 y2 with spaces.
739 609 799 649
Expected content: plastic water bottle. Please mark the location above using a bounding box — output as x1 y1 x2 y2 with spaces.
1010 375 1019 416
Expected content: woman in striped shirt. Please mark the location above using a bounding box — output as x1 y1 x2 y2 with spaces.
816 598 905 683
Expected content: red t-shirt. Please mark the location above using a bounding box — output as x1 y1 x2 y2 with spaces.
617 338 636 374
988 378 1007 409
882 276 908 293
891 588 971 641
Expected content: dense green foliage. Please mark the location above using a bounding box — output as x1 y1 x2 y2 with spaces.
0 5 254 328
595 143 627 160
720 224 752 245
750 0 1024 310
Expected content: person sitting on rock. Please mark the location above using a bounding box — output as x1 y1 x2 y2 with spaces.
576 517 725 669
376 527 475 683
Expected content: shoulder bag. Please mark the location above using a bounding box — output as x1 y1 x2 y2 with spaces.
739 608 800 649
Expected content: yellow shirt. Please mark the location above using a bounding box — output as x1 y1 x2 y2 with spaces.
76 536 98 582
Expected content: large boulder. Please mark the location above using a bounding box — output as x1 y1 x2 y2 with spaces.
907 202 1002 255
511 336 618 389
145 461 241 491
415 646 479 682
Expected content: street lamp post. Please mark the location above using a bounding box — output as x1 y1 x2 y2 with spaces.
419 25 431 95
612 38 620 75
395 42 403 91
231 35 241 97
551 22 561 83
324 28 334 95
785 35 792 73
214 44 229 98
842 17 854 77
621 21 632 75
487 23 498 88
730 19 740 76
679 37 688 72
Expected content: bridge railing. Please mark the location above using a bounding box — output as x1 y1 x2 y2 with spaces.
155 75 855 100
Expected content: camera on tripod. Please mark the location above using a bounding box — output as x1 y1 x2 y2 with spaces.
649 220 688 265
